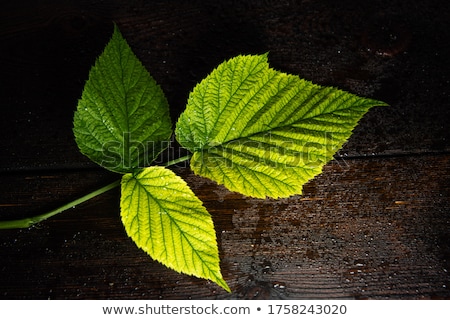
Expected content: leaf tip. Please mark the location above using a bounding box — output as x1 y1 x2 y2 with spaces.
112 22 122 37
220 280 232 293
210 271 231 292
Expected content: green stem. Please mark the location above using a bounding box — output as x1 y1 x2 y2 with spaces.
0 180 120 229
161 153 192 167
0 154 192 229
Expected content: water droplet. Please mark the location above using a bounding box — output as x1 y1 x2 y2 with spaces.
273 282 286 289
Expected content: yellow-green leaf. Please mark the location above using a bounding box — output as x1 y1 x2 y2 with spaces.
120 166 230 292
73 25 172 173
175 54 388 198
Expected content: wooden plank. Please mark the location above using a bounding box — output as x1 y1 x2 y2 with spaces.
1 154 449 299
0 0 449 300
1 0 449 172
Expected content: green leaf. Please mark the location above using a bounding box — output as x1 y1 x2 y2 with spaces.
73 25 172 173
175 54 388 198
120 166 230 292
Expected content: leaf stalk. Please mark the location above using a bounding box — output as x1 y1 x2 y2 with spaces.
0 154 192 229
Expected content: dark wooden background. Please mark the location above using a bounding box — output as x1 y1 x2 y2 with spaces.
1 0 449 299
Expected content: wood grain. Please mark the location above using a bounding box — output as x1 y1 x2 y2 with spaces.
1 155 448 299
1 0 449 299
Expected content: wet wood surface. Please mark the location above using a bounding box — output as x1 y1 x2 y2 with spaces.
1 0 449 299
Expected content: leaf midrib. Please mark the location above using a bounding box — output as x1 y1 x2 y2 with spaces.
198 97 371 154
132 174 219 275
